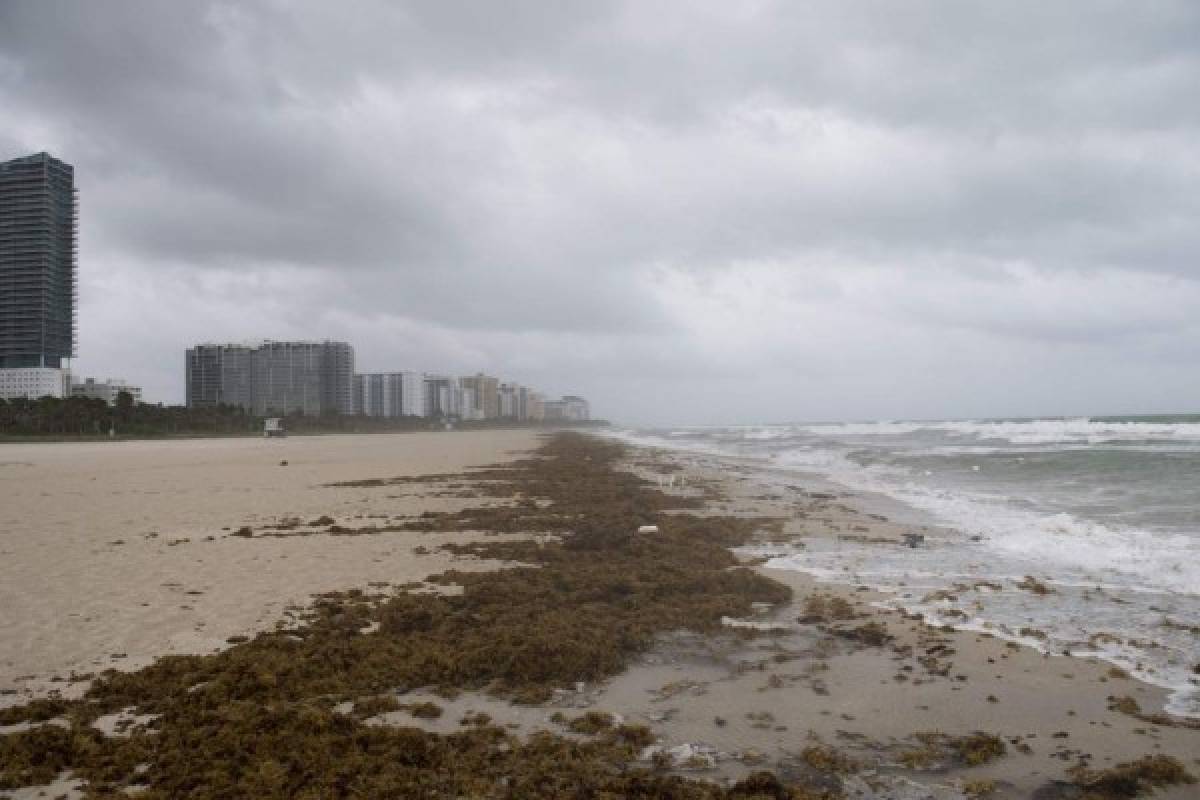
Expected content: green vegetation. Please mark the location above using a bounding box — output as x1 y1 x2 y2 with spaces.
0 395 258 438
0 394 605 440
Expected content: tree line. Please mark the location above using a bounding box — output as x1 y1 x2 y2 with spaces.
0 394 602 439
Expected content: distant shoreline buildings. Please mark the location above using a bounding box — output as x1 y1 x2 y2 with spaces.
185 341 589 423
0 151 590 419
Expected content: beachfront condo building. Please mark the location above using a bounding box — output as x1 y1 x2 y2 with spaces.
185 341 355 416
422 374 487 420
543 395 590 422
0 153 78 397
460 373 499 419
353 371 426 418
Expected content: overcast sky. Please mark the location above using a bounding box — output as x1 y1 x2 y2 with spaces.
2 1 1197 424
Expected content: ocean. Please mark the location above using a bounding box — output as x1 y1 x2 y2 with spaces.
612 415 1200 718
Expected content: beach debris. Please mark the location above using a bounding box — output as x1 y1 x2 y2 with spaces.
1065 754 1194 798
459 711 491 727
800 744 860 774
961 779 998 797
350 695 402 719
902 533 925 548
829 622 894 647
230 526 253 538
402 701 443 719
641 742 719 770
637 524 659 534
566 710 616 734
798 593 859 624
897 732 1007 770
1015 575 1056 595
721 616 790 633
746 711 775 729
1106 695 1200 730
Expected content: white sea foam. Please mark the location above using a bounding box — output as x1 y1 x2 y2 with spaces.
799 417 1200 445
771 447 1200 594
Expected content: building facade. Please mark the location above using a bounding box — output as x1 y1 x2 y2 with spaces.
543 395 590 422
459 373 499 419
185 341 354 416
1 153 77 398
72 377 142 405
353 371 425 417
399 371 426 418
0 367 71 400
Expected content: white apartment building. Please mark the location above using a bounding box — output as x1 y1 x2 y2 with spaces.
354 371 427 417
72 377 143 405
399 371 425 418
0 367 71 400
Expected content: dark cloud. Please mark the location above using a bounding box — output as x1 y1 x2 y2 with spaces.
2 1 1197 423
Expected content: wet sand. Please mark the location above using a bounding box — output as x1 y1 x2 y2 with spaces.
0 430 541 699
597 449 1200 798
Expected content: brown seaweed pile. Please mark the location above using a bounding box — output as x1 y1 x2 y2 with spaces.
1067 754 1195 799
1 433 813 798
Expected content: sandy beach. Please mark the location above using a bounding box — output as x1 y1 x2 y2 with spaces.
0 430 540 698
1 430 1196 799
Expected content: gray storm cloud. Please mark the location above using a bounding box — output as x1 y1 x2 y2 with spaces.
1 1 1197 423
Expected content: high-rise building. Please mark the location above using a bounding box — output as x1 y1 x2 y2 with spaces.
185 341 354 416
527 391 545 422
498 382 522 420
0 153 78 395
399 371 426 417
353 371 425 417
460 373 499 419
423 374 452 417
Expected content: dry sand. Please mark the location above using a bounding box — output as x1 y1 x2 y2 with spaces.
0 429 540 700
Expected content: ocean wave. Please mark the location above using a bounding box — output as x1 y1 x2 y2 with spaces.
800 417 1200 445
772 446 1199 595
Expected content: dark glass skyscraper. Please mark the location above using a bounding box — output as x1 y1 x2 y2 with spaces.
0 153 78 368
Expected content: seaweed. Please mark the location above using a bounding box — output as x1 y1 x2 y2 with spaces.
566 711 616 734
1105 695 1200 730
1067 754 1194 798
828 622 893 647
800 745 859 774
403 701 443 719
898 732 1006 770
1015 576 1055 595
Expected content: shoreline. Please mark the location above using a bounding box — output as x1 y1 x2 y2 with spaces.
603 442 1200 797
609 434 1200 719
